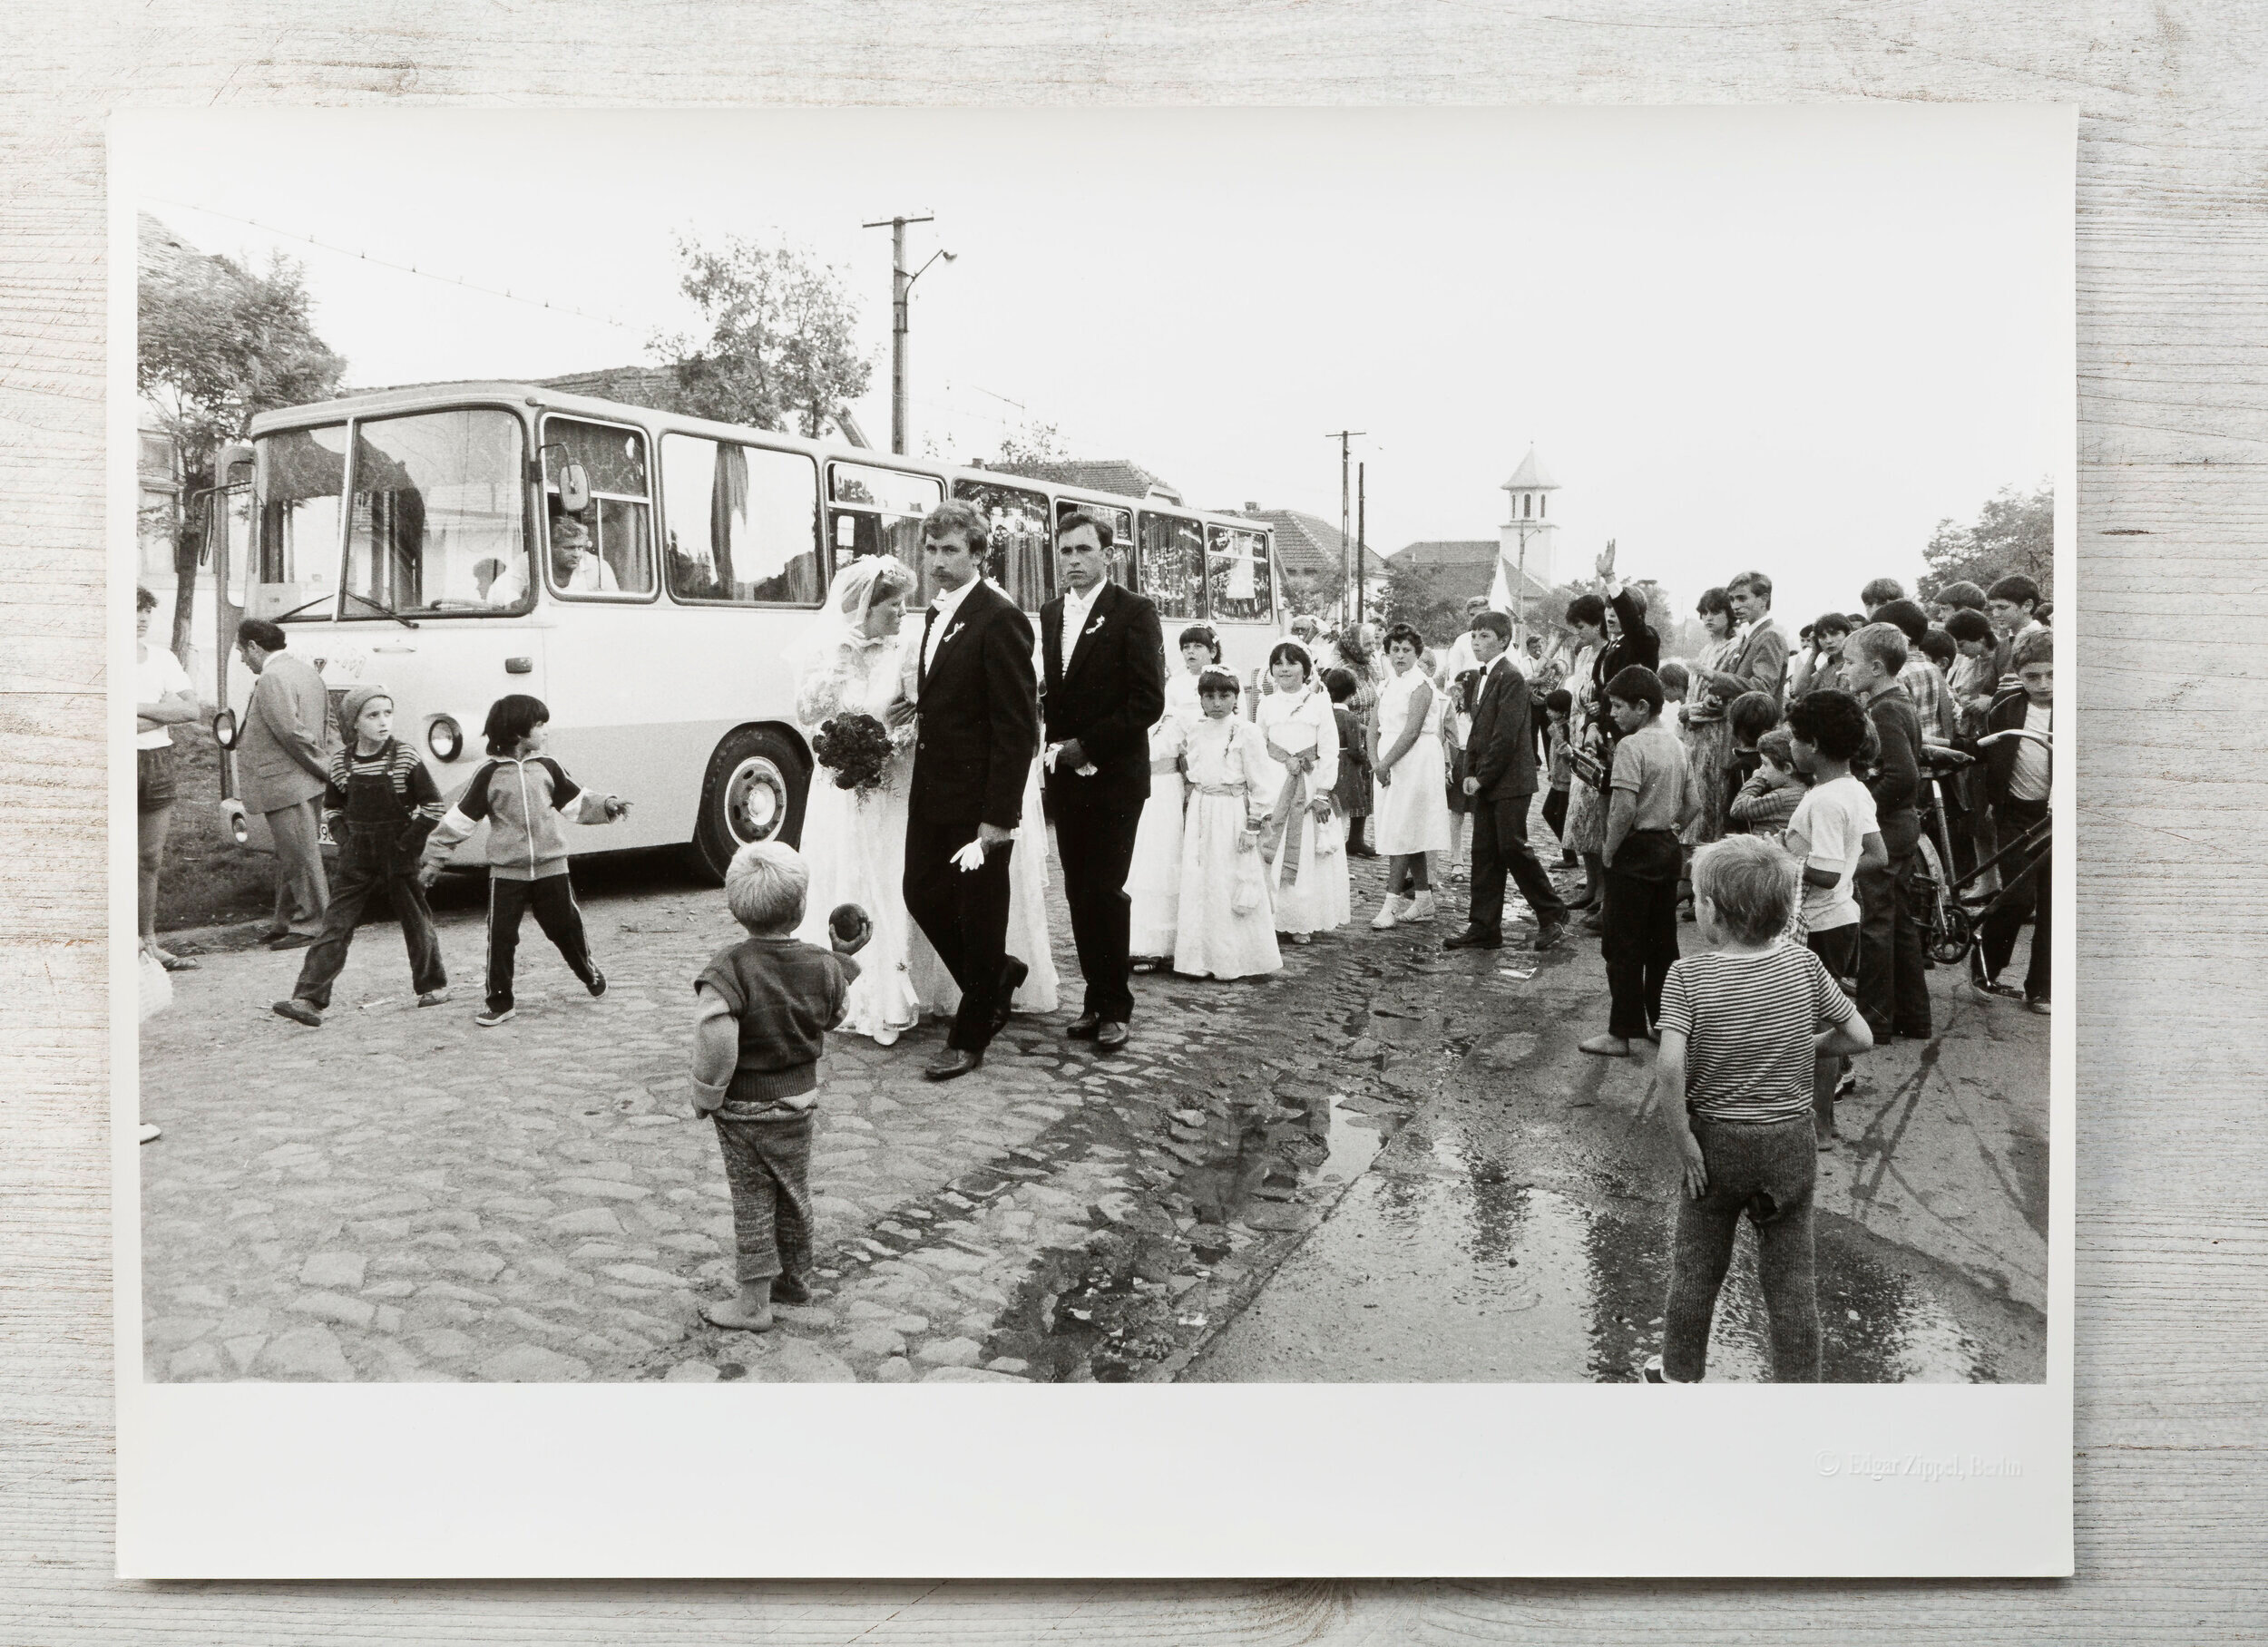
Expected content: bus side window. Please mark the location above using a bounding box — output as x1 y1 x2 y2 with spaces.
953 479 1053 611
1206 525 1271 623
1137 511 1205 619
661 435 825 605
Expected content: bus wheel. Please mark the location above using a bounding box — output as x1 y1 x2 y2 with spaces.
691 727 807 884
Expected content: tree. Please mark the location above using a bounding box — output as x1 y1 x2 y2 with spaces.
652 233 874 437
994 420 1065 467
1379 556 1464 644
138 227 347 658
1921 481 2053 603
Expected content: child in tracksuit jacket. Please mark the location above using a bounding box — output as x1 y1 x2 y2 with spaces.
418 693 630 1028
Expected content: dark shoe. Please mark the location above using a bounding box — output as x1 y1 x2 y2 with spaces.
474 1005 516 1028
990 959 1028 1037
771 1274 816 1306
1579 911 1605 934
585 967 607 999
1095 1019 1129 1052
270 999 322 1028
267 931 315 950
1443 927 1502 951
1530 921 1568 953
1971 978 2023 1004
2025 992 2050 1016
259 927 288 943
1895 1022 1932 1041
1065 1012 1101 1040
924 1048 984 1082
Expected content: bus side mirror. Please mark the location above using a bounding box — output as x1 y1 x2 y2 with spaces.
558 461 591 515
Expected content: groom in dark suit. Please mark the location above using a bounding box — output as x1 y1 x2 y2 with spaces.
903 501 1041 1081
1444 609 1569 954
1040 509 1167 1051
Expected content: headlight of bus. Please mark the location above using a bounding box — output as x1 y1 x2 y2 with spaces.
427 715 464 762
211 707 238 750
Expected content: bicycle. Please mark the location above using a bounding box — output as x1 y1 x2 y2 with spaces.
1910 744 2050 971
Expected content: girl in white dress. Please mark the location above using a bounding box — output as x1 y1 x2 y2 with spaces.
1368 621 1453 929
1172 668 1281 980
1255 639 1349 942
791 556 927 1045
1129 623 1217 968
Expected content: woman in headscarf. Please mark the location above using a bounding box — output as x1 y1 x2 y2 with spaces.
1254 638 1351 942
790 555 928 1044
1333 621 1384 856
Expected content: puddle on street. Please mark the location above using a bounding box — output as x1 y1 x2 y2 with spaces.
1190 1098 2034 1384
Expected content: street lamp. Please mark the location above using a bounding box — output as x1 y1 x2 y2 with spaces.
863 213 953 455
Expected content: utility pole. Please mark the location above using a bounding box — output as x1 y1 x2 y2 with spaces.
1355 462 1367 627
863 211 938 455
1325 429 1364 624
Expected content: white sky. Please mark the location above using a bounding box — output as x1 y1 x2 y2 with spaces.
128 107 2068 631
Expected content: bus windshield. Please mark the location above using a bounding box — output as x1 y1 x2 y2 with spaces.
251 408 529 619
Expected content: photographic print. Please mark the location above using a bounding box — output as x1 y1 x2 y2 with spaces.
116 105 2073 1576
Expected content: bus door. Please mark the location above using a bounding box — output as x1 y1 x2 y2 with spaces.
287 404 548 860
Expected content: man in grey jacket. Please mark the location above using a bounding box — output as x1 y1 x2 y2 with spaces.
234 619 333 947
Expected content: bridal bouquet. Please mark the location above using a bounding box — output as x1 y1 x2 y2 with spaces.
812 710 894 794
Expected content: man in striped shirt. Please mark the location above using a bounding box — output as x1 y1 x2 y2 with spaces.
1646 835 1873 1384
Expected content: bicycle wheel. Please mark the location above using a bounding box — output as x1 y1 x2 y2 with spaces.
1915 834 1970 965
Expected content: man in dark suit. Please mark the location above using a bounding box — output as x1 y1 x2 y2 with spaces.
1040 509 1167 1051
902 501 1041 1081
1444 609 1569 953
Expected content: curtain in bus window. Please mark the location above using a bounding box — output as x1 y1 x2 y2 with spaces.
1139 512 1205 619
255 424 348 594
663 434 822 605
1207 526 1272 623
954 481 1051 609
545 418 648 498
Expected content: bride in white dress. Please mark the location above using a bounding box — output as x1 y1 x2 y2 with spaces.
791 557 928 1044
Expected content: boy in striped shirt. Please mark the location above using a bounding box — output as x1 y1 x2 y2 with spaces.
1645 835 1873 1384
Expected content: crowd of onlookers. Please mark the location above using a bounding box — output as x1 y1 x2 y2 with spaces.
1281 552 2053 1383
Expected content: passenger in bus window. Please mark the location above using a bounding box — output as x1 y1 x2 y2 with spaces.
491 511 617 605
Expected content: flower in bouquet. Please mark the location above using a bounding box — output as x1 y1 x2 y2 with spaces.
811 710 894 793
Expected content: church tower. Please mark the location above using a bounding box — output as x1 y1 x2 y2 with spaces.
1493 445 1559 628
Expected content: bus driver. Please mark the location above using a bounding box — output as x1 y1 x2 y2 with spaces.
487 511 618 604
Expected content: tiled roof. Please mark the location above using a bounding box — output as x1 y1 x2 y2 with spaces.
988 459 1182 505
532 365 688 409
1385 539 1552 606
1237 509 1350 578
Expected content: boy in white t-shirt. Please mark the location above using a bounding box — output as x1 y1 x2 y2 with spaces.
1782 690 1887 1147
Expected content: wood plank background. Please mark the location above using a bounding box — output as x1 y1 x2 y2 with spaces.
5 3 2264 1637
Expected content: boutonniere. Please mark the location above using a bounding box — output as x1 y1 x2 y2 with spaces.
1083 615 1106 638
943 622 965 645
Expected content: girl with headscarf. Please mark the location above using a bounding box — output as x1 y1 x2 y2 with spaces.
791 555 929 1044
1255 638 1350 942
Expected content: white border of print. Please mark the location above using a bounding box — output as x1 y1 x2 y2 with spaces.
112 105 2076 1580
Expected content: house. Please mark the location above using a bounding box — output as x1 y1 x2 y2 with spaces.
1389 540 1554 612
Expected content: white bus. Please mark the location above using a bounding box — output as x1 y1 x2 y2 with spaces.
202 381 1284 879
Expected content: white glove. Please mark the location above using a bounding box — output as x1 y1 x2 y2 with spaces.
950 840 989 872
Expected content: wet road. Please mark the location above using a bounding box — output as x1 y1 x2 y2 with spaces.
1188 882 2050 1385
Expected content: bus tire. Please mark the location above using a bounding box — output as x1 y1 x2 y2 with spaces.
690 726 808 884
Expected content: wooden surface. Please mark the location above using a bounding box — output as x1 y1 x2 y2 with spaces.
5 3 2265 1638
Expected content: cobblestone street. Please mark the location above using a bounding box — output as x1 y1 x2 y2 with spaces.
141 843 1457 1385
142 827 2048 1386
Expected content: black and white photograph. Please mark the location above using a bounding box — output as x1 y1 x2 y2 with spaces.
114 106 2073 1575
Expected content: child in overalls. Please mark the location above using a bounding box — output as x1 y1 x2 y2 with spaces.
271 685 448 1026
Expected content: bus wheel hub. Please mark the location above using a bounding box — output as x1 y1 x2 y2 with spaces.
726 758 787 843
